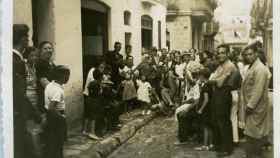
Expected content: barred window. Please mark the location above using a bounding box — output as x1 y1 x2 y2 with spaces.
124 11 131 25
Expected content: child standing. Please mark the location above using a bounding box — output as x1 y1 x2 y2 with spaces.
194 68 214 151
44 65 70 158
87 70 107 137
136 74 152 115
119 56 137 112
82 62 106 140
120 73 137 113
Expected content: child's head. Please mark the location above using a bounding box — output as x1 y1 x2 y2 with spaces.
124 72 131 80
52 65 70 84
126 56 134 67
199 68 211 81
93 69 103 81
140 74 146 81
146 56 152 64
23 46 39 64
97 61 106 73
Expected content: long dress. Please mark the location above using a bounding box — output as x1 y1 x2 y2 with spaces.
25 63 38 107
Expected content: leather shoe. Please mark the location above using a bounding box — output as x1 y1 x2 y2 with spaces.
216 152 231 157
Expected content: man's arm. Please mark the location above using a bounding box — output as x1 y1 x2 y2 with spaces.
247 68 268 109
211 64 235 88
197 93 209 114
40 78 50 88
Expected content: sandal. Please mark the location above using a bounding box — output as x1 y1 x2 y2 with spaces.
208 144 215 151
194 145 209 151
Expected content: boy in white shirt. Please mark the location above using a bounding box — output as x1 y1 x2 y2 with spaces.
44 65 70 158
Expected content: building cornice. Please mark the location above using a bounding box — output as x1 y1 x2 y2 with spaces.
141 0 166 7
167 9 212 20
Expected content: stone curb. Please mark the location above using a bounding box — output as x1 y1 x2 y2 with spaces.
70 112 157 158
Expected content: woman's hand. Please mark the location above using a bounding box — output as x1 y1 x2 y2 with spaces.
40 78 50 88
246 107 254 115
207 80 216 85
197 109 203 114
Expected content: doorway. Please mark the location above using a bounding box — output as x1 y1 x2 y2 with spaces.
141 15 153 51
81 3 109 86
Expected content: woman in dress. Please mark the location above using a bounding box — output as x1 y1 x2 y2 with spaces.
36 41 56 113
24 47 44 158
24 47 39 108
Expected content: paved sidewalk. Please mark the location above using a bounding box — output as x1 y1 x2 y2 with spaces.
108 116 273 158
63 109 157 158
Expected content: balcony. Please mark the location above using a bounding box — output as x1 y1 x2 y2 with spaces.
202 21 219 36
191 0 216 21
141 0 166 7
207 0 218 9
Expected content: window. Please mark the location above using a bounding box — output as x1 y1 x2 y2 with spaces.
166 30 170 50
124 11 131 25
141 15 153 49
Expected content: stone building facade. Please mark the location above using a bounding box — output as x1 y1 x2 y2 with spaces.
13 0 167 126
166 0 218 51
250 0 273 67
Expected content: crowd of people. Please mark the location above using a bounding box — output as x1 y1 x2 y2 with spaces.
12 23 273 158
13 24 70 158
82 40 272 158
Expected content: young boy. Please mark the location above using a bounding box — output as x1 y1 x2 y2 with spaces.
44 65 70 158
194 68 214 151
175 63 201 144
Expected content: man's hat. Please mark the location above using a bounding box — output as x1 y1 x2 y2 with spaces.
243 41 259 52
188 61 203 73
181 51 192 56
170 50 176 54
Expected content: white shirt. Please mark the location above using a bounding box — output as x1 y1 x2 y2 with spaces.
237 62 249 80
136 80 152 103
83 67 95 96
184 82 200 101
45 81 65 110
175 63 186 79
119 65 136 75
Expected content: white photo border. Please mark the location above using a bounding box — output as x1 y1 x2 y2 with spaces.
1 0 13 158
0 0 279 158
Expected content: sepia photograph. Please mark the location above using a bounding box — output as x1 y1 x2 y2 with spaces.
7 0 275 158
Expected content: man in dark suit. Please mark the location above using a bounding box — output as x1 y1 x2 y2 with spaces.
105 42 124 88
208 44 238 157
13 24 40 158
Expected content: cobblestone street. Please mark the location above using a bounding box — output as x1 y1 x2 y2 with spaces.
108 116 273 158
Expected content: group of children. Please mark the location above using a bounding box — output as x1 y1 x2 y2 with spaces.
81 45 220 146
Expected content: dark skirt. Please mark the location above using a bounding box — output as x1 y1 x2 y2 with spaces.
210 87 232 120
44 110 67 158
85 97 105 120
199 106 212 127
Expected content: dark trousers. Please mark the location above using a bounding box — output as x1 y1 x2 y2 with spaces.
177 109 198 142
245 136 265 158
106 101 122 128
211 88 233 153
14 115 29 158
212 115 233 153
44 111 67 158
95 101 122 136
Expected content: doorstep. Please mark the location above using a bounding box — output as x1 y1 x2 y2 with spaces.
64 109 157 158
